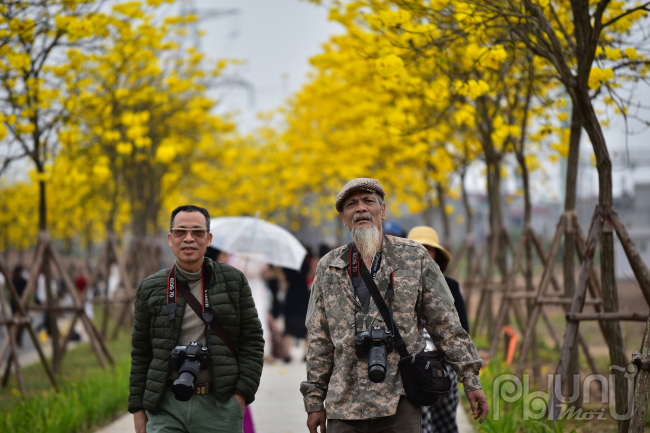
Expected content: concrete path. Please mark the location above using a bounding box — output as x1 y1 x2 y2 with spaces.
96 353 474 433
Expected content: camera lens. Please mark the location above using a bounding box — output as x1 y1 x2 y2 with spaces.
172 359 201 401
368 344 387 383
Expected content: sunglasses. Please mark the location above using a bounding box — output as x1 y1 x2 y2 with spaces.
170 228 209 239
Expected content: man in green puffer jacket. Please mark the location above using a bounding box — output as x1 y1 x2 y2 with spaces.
128 205 264 433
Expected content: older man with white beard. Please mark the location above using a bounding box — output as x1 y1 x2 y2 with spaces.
300 178 488 433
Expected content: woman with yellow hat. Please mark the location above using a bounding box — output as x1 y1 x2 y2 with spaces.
407 226 469 433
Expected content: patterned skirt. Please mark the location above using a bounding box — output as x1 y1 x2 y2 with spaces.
421 369 459 433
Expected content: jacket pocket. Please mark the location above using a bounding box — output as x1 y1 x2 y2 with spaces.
320 277 356 341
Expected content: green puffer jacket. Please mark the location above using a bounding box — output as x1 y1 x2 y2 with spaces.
128 258 264 414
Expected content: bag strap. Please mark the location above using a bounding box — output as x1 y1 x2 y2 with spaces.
356 246 411 360
176 278 238 359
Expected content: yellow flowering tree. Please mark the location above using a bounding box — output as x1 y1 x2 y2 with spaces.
59 4 238 238
0 0 112 232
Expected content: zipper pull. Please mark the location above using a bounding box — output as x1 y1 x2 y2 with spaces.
411 355 416 364
425 361 430 369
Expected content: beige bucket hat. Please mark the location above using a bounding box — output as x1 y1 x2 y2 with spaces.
407 226 452 265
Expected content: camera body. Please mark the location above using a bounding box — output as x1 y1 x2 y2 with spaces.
354 325 393 383
170 341 210 401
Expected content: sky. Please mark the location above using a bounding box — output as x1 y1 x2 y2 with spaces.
188 0 343 131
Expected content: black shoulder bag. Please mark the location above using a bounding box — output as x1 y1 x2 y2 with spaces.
355 246 451 406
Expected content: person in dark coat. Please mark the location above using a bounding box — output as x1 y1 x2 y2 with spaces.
11 265 27 346
283 249 313 361
408 226 470 433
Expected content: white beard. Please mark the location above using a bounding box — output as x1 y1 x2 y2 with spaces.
352 225 382 264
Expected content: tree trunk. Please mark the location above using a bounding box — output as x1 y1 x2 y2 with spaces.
485 158 504 336
38 178 47 231
460 167 474 279
518 146 540 383
436 183 451 249
460 167 473 235
43 254 61 373
563 103 582 407
573 84 627 427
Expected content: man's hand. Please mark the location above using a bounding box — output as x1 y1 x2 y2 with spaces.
234 393 246 416
307 410 326 433
466 389 489 423
133 409 148 433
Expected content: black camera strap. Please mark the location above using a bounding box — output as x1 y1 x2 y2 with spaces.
353 245 411 360
166 260 238 359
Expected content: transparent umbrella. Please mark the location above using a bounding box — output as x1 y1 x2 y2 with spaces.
210 216 307 271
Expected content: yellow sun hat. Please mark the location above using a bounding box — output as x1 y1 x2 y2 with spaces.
407 226 452 265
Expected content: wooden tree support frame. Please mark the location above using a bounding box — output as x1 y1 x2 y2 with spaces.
16 231 114 373
512 212 608 379
447 233 476 280
547 205 650 422
0 260 58 393
488 223 567 361
87 232 135 339
456 236 487 319
471 226 557 340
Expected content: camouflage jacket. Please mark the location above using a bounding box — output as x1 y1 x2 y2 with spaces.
300 235 482 420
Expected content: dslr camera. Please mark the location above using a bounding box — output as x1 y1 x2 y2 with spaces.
170 341 210 401
355 325 393 383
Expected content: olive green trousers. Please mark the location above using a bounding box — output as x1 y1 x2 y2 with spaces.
146 389 243 432
326 396 421 433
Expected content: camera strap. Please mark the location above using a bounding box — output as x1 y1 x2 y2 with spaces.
166 260 238 359
353 245 411 360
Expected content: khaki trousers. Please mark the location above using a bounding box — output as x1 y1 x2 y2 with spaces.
145 389 243 432
326 396 421 433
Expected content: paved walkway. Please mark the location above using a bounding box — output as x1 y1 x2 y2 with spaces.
96 354 475 433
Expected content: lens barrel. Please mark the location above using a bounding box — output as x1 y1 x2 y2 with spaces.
171 359 201 401
367 344 388 383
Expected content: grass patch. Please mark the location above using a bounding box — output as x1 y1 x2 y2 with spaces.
0 317 133 433
459 358 625 432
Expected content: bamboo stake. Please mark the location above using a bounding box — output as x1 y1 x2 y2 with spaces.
489 228 527 358
515 215 566 377
48 243 114 367
607 208 650 308
548 206 603 421
0 259 58 391
566 312 648 321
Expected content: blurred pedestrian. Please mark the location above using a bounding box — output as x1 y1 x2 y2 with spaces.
407 226 470 433
230 254 273 362
283 249 312 361
383 221 406 238
264 266 290 362
11 265 27 346
74 269 94 320
205 246 228 263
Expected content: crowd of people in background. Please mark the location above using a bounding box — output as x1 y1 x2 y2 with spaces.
205 243 333 364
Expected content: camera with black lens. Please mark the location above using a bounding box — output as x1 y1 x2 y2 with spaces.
170 341 210 401
354 325 394 383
